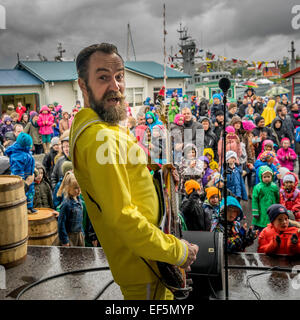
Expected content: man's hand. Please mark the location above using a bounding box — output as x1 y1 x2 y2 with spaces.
25 175 34 186
190 160 196 168
180 239 199 271
92 240 98 247
62 243 70 247
53 211 59 218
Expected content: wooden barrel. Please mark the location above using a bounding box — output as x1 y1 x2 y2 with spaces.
28 208 58 246
0 175 28 268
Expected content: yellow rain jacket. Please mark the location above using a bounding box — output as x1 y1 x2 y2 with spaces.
70 108 188 294
261 100 276 126
203 148 219 171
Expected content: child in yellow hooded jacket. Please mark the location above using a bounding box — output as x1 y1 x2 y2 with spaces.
203 148 219 171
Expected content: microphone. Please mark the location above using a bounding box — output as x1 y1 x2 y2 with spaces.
218 78 231 94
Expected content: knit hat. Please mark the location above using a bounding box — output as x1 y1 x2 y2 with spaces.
260 151 276 162
62 160 73 176
226 150 237 161
50 137 60 147
226 126 235 133
60 129 70 143
213 94 221 101
242 120 256 131
185 180 201 195
4 116 12 123
230 116 242 126
199 155 209 164
30 111 38 120
281 137 290 144
283 173 296 183
205 187 221 200
16 132 33 148
255 116 264 125
267 204 289 223
174 113 184 125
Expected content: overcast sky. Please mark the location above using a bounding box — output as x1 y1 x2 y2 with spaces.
0 0 300 68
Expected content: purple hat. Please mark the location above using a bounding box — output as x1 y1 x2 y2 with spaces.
199 155 209 164
30 111 38 120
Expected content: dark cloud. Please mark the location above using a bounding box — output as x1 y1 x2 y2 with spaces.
0 0 299 68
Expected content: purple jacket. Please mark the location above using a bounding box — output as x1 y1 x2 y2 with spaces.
202 167 213 187
1 123 14 138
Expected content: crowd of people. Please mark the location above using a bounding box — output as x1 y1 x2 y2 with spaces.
0 86 300 255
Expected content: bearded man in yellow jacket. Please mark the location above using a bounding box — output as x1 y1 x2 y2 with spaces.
70 43 199 300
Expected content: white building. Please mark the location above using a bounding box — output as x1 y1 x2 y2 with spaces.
0 60 191 114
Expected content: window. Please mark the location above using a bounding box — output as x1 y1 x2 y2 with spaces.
125 87 144 108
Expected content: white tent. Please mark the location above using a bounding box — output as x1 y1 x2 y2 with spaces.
256 78 273 84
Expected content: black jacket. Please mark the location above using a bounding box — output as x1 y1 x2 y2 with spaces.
270 117 290 148
254 101 264 115
183 119 203 151
277 114 295 141
180 191 211 231
237 104 247 118
43 147 59 181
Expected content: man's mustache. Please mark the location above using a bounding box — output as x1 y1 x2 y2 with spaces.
102 91 126 102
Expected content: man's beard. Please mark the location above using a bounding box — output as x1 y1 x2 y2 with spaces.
87 84 127 125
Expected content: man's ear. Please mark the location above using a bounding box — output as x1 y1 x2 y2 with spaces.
78 78 89 106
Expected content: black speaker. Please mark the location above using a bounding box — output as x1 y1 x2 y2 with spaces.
182 231 225 300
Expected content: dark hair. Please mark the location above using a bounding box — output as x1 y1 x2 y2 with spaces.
76 43 124 84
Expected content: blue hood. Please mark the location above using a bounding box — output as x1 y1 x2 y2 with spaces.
220 196 243 221
5 142 31 156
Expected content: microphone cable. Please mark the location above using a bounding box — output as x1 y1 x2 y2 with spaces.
16 266 113 300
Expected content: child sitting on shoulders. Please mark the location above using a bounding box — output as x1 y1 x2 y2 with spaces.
258 204 300 255
57 172 85 247
280 172 300 221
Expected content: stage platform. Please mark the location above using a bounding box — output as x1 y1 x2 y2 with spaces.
0 246 299 300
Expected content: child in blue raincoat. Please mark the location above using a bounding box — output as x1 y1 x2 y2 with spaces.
211 196 257 253
5 132 36 213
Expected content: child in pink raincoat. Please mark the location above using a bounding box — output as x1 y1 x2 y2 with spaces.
276 138 297 172
37 105 54 154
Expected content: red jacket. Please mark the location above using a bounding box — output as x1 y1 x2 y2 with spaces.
16 105 26 122
280 172 300 221
258 223 300 255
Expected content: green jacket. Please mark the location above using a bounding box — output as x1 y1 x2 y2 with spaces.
252 166 279 228
168 99 179 123
24 120 42 145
